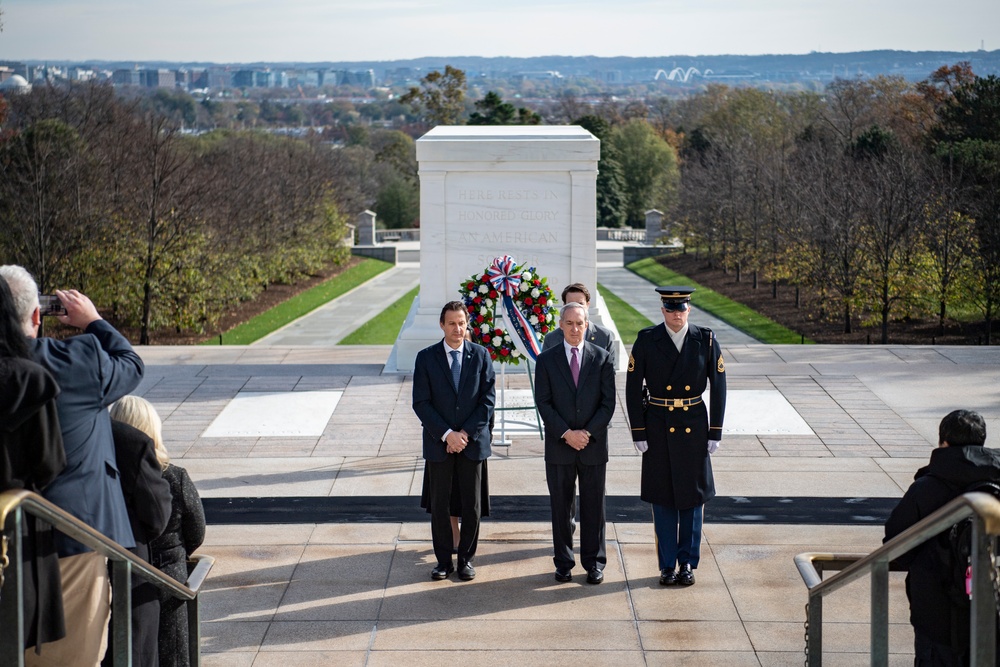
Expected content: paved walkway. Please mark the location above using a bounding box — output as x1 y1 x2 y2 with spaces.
122 245 1000 665
253 263 420 346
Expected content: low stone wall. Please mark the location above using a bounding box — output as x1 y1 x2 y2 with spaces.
352 245 397 264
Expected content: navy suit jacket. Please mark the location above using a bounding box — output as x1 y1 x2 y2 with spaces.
543 320 617 367
31 320 144 556
413 340 495 463
535 341 616 466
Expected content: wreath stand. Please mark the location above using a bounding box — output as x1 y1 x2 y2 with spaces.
493 359 544 447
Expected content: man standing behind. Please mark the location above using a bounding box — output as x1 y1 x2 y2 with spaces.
626 286 726 587
535 302 616 584
412 301 495 582
542 283 617 367
884 409 1000 666
1 265 144 666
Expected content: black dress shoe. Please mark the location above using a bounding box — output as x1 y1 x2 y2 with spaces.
431 564 454 580
458 562 476 581
554 568 573 583
677 563 695 586
659 568 678 586
586 568 604 585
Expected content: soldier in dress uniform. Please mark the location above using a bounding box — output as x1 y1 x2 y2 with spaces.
625 286 726 586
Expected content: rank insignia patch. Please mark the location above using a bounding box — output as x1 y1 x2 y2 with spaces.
717 354 725 373
628 353 635 372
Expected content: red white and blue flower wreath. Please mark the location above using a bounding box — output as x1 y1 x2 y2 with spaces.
460 255 558 366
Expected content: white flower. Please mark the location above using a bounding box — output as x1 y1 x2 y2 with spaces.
492 337 501 347
468 290 477 298
521 272 532 281
531 288 540 298
512 349 521 357
481 323 490 333
480 306 489 316
478 285 488 294
486 298 493 307
530 315 539 325
546 313 553 322
520 282 529 292
504 335 511 342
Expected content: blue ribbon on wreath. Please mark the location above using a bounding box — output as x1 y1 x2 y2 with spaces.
486 255 542 361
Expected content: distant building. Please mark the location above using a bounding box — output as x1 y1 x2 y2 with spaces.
112 68 141 86
516 71 563 81
140 69 176 88
303 70 321 87
233 69 255 88
0 74 32 94
206 68 231 90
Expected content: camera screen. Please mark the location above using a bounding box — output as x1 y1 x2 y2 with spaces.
39 295 67 317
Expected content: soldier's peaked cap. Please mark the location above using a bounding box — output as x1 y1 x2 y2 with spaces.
656 286 695 302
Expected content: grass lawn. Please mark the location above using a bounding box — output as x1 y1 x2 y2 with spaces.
339 285 419 345
206 258 394 345
626 257 812 344
597 282 653 345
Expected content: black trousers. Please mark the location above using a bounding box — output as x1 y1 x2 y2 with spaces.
427 454 482 568
546 461 607 571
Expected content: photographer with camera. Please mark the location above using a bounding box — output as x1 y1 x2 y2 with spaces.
0 265 144 667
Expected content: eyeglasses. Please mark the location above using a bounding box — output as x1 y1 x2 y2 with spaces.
661 301 690 313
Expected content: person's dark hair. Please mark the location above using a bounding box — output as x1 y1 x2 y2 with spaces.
561 283 591 305
0 276 31 359
939 409 987 447
439 301 468 324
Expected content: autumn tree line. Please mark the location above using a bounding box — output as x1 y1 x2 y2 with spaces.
0 84 415 342
2 63 999 343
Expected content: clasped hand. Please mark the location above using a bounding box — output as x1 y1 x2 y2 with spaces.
564 429 590 451
445 429 469 454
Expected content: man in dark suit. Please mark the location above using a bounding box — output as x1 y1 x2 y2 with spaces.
535 302 617 584
625 286 726 588
1 265 144 666
412 301 495 581
541 283 617 367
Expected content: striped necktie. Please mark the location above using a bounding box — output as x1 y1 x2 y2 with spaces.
449 349 461 391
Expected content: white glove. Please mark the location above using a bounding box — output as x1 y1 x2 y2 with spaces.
707 440 721 454
634 440 648 453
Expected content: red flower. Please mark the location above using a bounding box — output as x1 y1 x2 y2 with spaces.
476 315 484 323
494 328 502 336
500 348 509 356
541 326 549 333
466 282 475 290
490 350 497 359
473 296 482 304
533 279 540 286
525 297 533 305
533 306 541 314
482 335 491 343
489 290 497 298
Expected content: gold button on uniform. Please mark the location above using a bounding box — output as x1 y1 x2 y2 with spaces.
669 427 675 433
666 385 672 391
683 407 689 411
668 407 674 412
685 385 690 391
685 428 691 433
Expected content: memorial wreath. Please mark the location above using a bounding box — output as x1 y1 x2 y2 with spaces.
460 255 557 366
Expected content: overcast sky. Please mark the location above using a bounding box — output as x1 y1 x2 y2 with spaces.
1 0 996 63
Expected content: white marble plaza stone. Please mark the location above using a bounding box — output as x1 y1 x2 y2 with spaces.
389 126 626 372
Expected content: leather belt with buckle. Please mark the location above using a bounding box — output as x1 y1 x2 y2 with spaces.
647 395 702 408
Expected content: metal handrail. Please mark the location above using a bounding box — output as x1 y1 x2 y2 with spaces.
0 489 215 667
795 492 1000 667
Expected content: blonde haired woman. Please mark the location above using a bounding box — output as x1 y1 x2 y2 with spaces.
110 396 205 667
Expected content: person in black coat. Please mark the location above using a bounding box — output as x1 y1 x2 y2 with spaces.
0 275 67 654
535 302 616 585
884 409 1000 666
101 417 172 667
111 395 206 667
625 286 726 587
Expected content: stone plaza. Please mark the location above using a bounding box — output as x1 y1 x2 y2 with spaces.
131 256 1000 665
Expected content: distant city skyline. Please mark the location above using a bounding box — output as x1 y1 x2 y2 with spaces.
1 0 996 63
